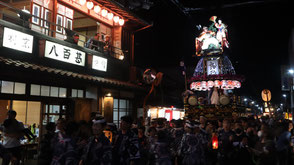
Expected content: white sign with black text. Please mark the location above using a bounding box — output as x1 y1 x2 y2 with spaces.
2 27 34 53
44 40 85 66
92 55 107 72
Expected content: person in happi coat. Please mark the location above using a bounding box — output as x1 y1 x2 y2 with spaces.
51 120 79 165
79 116 112 165
217 119 235 165
149 130 172 165
113 116 140 165
169 119 184 165
178 120 205 165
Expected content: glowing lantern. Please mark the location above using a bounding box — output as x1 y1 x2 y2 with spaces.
232 80 238 88
94 5 101 13
190 82 196 90
212 134 218 149
221 80 227 89
107 13 114 20
214 80 221 88
79 0 86 5
113 16 119 23
236 81 241 88
207 81 214 88
101 9 108 17
86 1 94 9
196 82 201 91
227 80 233 89
118 18 124 26
201 81 207 91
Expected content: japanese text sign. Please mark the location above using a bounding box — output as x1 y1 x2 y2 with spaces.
92 55 107 72
45 40 85 66
207 60 219 75
2 27 34 53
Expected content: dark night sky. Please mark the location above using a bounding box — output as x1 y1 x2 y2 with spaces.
134 0 293 105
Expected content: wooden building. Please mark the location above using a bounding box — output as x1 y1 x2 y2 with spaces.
0 0 150 136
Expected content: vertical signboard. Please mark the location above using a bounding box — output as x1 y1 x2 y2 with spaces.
207 60 219 75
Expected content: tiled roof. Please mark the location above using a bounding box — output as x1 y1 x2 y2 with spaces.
0 56 145 90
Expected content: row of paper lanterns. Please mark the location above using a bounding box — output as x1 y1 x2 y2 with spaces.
190 80 241 91
79 0 125 26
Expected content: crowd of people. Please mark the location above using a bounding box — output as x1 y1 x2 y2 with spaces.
1 109 294 165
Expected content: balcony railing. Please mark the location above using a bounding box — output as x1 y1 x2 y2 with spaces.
0 1 126 60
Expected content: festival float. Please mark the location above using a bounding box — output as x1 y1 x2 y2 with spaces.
185 16 245 120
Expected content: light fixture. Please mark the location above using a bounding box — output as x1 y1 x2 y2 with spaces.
113 16 119 23
79 0 86 6
283 94 287 98
94 5 101 13
101 9 108 17
87 1 94 10
107 12 114 20
105 93 111 97
118 18 124 26
289 69 294 74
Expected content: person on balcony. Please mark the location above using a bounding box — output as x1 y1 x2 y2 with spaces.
85 33 102 51
104 35 111 55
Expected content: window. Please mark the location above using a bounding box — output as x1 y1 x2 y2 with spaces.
71 89 84 98
41 85 50 96
1 81 14 94
56 15 63 33
66 18 72 30
59 88 67 98
14 82 26 94
12 100 41 127
31 84 67 98
50 87 59 97
32 4 40 25
0 81 26 95
30 84 40 96
44 9 51 28
113 98 132 127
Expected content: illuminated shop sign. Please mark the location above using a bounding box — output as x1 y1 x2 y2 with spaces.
44 40 85 66
92 55 107 72
2 27 34 53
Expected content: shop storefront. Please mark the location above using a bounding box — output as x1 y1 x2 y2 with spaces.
146 106 185 121
0 0 150 137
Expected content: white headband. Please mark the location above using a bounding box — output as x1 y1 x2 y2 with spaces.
92 119 106 124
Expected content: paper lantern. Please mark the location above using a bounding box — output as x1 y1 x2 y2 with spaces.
101 9 108 17
79 0 86 5
201 81 207 91
107 13 114 20
236 81 241 88
94 5 101 13
212 134 218 149
227 80 233 89
221 80 227 89
190 82 196 90
119 18 124 26
86 1 94 9
113 16 119 23
208 81 214 88
232 80 238 88
214 80 221 88
196 82 201 91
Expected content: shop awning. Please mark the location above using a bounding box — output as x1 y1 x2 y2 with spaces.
0 56 146 90
97 0 151 27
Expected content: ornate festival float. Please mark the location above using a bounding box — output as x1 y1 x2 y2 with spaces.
185 16 245 120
